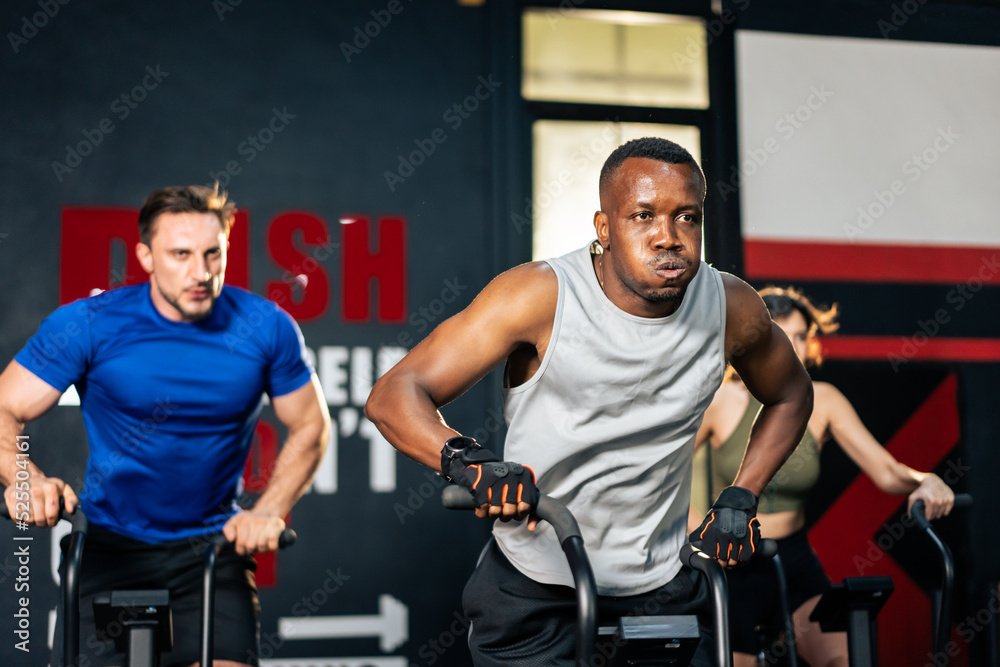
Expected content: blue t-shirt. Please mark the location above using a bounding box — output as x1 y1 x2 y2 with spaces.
15 284 313 543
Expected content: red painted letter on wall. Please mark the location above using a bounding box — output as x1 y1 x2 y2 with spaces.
266 211 331 322
341 216 406 322
61 208 143 304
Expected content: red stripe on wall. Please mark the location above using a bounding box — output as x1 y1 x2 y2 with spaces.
821 336 1000 362
744 239 1000 285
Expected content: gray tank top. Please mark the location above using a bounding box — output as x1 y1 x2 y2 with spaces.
493 244 726 595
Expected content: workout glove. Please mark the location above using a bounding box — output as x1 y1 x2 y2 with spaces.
446 447 540 509
691 486 761 563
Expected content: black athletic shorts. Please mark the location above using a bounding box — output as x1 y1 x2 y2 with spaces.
725 528 831 655
463 539 715 667
54 523 260 667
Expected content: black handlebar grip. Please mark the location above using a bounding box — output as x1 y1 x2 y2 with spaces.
0 494 86 533
679 542 704 569
911 493 972 531
441 485 583 545
210 527 298 550
441 484 477 510
758 538 779 559
954 493 974 509
682 538 778 566
278 528 297 549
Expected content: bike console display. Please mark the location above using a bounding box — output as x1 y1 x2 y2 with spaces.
93 589 174 661
605 615 701 666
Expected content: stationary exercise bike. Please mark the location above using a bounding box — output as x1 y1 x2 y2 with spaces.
808 493 972 667
442 485 778 667
1 499 295 667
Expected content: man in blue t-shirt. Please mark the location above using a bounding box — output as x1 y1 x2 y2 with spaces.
0 185 331 667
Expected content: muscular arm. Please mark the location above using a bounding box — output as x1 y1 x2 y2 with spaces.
365 262 556 471
258 375 331 516
819 382 953 517
722 275 814 496
224 375 331 553
0 361 79 526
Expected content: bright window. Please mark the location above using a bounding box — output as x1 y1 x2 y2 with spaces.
523 9 709 109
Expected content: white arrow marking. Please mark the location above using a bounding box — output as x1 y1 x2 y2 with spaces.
278 594 408 653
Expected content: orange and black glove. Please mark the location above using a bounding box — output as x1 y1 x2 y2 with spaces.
441 437 539 509
690 486 761 563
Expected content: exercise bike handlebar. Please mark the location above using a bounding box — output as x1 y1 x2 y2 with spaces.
681 536 779 564
910 493 973 531
909 493 972 665
441 485 597 667
206 527 298 550
2 496 87 667
0 498 87 531
202 525 297 667
441 484 582 544
443 486 780 667
679 538 779 667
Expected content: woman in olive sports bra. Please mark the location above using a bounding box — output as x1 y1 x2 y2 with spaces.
690 286 955 667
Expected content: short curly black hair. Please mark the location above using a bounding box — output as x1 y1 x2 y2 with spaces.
599 137 705 200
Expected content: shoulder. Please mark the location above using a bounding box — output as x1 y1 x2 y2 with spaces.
472 261 557 318
12 289 145 386
440 260 559 350
488 260 557 292
42 285 142 331
720 272 764 314
219 286 303 338
219 285 275 310
219 286 290 321
76 283 144 313
44 299 92 327
718 272 770 354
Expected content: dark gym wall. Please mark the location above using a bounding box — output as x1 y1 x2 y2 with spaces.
1 2 498 666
